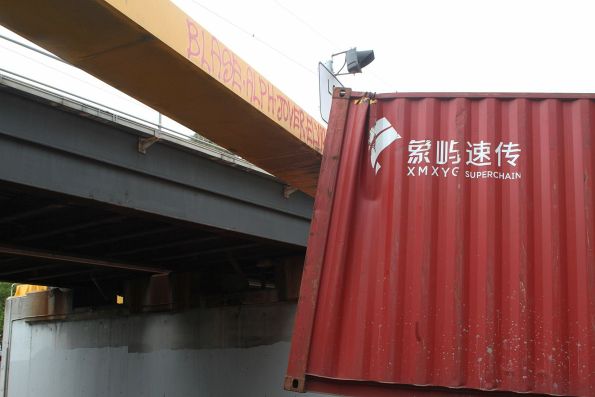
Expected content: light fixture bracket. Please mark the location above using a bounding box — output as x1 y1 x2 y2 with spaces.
330 48 375 75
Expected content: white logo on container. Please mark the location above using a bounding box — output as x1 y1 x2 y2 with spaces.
369 117 401 174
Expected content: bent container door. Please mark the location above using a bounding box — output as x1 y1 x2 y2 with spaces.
286 89 595 397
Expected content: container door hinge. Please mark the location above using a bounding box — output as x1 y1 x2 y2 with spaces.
138 134 160 154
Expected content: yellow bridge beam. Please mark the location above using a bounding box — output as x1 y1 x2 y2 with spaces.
0 0 325 195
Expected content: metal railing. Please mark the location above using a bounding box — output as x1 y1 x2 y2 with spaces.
0 34 266 174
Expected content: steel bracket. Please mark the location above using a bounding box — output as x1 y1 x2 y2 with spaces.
283 185 298 199
138 134 160 154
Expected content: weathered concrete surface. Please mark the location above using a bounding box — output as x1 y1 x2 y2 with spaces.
1 300 325 397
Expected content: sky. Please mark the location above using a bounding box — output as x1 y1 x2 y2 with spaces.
1 0 594 130
173 0 595 120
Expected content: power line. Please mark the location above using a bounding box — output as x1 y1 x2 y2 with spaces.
0 33 66 64
272 0 338 47
189 0 316 75
269 1 394 89
0 41 140 102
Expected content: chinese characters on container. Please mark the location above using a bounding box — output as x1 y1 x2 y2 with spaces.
406 139 521 180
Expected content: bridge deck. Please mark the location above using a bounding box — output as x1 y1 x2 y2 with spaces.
0 76 312 299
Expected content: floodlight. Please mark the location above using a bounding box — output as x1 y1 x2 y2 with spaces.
345 48 375 74
318 48 375 123
330 48 375 75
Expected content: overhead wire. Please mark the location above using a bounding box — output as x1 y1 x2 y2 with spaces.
189 0 316 76
0 31 224 143
0 37 151 110
272 0 337 48
0 33 66 64
271 1 394 88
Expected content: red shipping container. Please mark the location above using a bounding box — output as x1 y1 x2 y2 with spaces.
286 89 595 396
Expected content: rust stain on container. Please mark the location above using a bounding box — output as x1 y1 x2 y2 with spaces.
287 90 595 396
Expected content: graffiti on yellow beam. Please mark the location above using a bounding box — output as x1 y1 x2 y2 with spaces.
185 20 325 151
105 0 326 153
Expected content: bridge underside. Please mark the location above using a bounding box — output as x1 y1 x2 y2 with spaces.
0 78 312 307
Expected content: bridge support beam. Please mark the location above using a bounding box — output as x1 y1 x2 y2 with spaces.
0 0 325 195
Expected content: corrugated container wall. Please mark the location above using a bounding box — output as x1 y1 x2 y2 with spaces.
286 90 595 397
